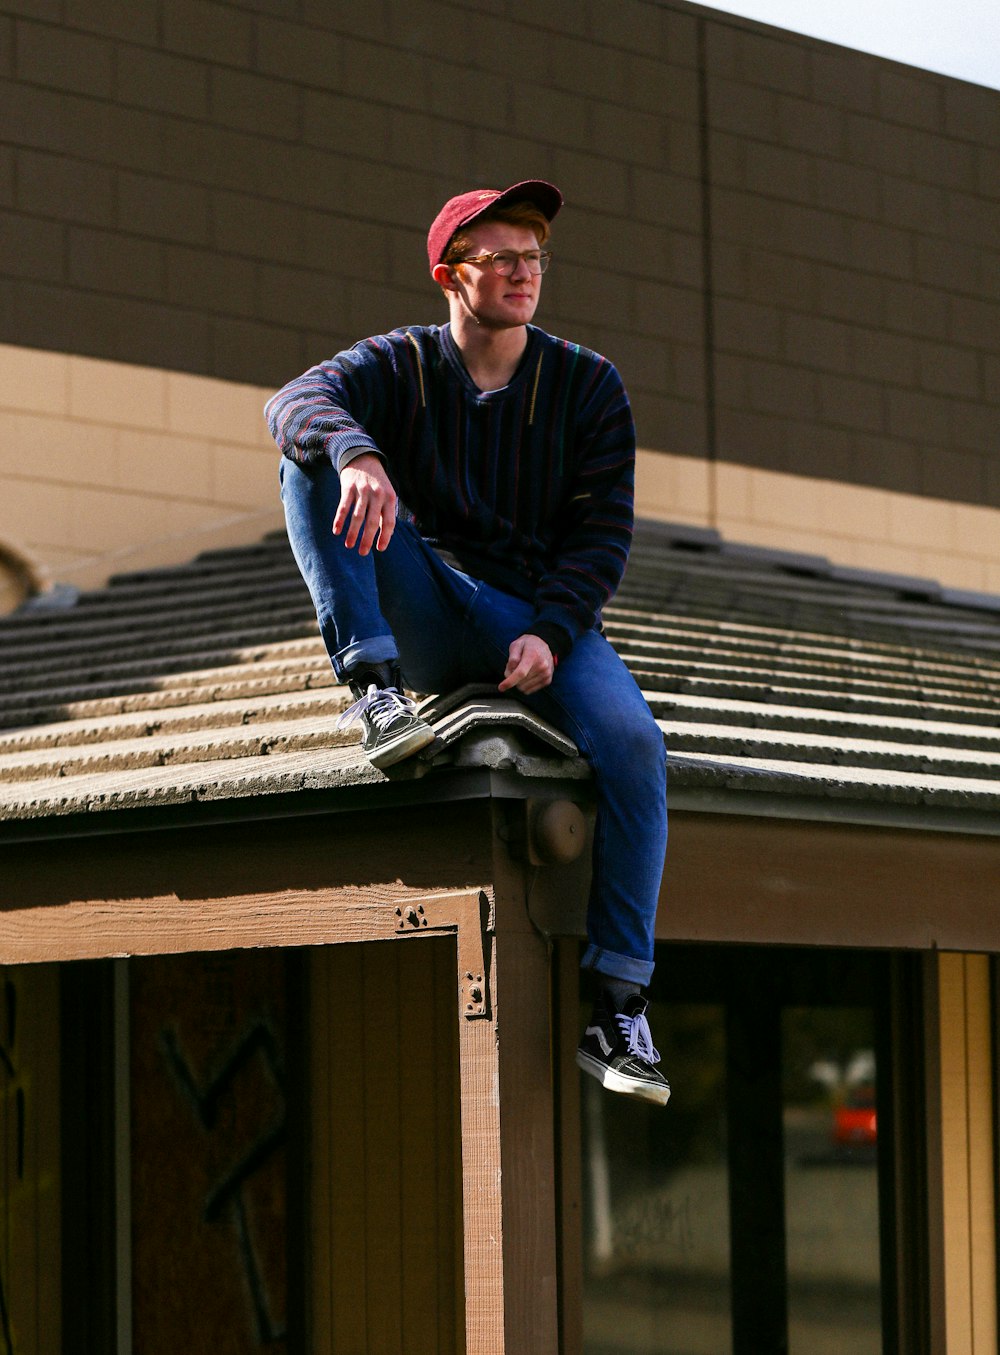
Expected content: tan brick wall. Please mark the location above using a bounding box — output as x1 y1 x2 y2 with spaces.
0 342 283 595
3 339 997 603
637 449 1000 592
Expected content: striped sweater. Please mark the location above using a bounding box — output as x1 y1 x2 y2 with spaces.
265 323 636 658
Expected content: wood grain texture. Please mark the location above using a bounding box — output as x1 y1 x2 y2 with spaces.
495 929 560 1351
433 938 466 1355
399 937 446 1347
0 964 61 1355
0 886 484 964
963 956 997 1355
554 939 583 1355
659 813 1000 951
328 946 370 1354
362 943 403 1352
455 803 560 1355
937 953 997 1355
530 809 1000 953
458 1008 505 1355
311 931 466 1354
0 803 494 964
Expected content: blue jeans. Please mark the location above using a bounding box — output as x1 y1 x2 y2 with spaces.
280 456 667 985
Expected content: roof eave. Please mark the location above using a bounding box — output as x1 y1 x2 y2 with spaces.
669 761 1000 837
0 762 595 846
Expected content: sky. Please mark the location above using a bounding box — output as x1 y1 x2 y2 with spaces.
693 0 1000 92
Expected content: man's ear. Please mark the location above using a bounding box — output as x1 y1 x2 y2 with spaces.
432 262 460 293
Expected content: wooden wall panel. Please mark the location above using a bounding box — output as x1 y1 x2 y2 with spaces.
433 939 467 1355
657 814 1000 953
399 938 445 1342
319 944 368 1354
311 938 462 1354
0 964 61 1355
129 950 289 1354
309 941 334 1351
362 943 403 1352
0 805 494 966
935 953 997 1355
528 811 1000 954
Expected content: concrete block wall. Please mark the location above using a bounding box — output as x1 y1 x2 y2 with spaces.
0 341 283 592
703 18 1000 511
637 449 1000 591
0 0 708 460
0 0 998 595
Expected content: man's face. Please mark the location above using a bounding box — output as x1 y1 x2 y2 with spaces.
449 221 543 330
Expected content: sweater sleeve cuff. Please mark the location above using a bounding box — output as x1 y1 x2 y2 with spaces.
526 621 574 662
331 440 384 473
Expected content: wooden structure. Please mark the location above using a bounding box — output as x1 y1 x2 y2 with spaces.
2 795 593 1353
3 520 1000 1352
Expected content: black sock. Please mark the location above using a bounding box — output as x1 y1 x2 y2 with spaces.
604 978 642 1011
348 660 399 691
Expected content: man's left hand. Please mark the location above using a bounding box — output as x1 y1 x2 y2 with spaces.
499 634 555 695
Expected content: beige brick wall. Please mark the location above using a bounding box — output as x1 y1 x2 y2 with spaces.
637 449 1000 592
3 340 997 606
0 342 283 597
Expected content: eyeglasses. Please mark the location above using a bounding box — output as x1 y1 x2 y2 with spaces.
457 249 552 276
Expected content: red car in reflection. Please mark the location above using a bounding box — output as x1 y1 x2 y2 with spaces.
833 1087 877 1147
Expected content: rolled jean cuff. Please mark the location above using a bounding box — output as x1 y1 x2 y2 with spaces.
582 944 654 988
336 634 399 681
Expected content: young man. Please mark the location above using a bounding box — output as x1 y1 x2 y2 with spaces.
266 180 670 1105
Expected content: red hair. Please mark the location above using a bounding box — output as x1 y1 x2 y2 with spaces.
442 201 551 267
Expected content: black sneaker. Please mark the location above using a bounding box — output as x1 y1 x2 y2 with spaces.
576 991 671 1106
338 664 435 770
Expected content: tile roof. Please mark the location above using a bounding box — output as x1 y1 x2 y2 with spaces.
2 520 999 837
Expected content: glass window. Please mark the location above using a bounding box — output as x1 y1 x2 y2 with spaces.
580 1000 731 1355
578 946 896 1355
783 1006 881 1354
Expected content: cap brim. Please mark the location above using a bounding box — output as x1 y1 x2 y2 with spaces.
474 179 563 226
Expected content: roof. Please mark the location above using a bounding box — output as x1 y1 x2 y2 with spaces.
1 519 999 840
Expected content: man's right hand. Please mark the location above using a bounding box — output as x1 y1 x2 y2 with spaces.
333 452 397 555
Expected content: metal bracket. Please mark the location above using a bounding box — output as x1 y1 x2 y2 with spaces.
394 903 430 932
393 890 493 1020
457 890 492 1020
461 966 487 1019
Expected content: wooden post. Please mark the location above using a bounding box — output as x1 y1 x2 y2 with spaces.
930 952 998 1355
458 810 561 1355
555 939 584 1355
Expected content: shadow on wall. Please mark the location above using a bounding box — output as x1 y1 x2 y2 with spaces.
0 541 45 617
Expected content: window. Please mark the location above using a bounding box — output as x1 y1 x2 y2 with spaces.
578 945 920 1355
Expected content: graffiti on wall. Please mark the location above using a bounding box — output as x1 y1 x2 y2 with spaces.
129 951 290 1354
159 1019 287 1344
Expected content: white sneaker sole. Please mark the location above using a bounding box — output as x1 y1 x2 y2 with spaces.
576 1048 671 1106
368 723 436 770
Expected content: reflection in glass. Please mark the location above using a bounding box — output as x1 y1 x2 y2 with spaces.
581 1002 731 1355
783 1006 881 1355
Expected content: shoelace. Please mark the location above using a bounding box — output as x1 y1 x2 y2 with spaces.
615 1009 661 1064
337 684 417 733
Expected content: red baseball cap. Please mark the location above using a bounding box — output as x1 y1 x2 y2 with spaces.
427 179 563 272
